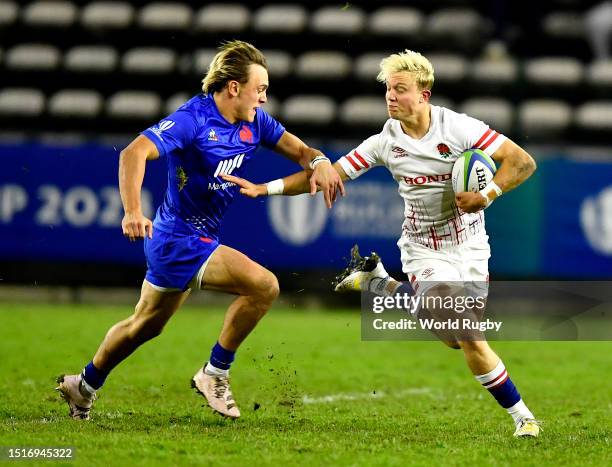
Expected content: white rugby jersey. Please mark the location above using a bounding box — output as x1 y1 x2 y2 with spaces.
337 105 506 250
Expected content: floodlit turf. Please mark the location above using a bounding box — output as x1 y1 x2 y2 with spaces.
1 302 610 466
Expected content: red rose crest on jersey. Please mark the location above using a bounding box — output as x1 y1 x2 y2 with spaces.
239 125 254 143
436 143 452 159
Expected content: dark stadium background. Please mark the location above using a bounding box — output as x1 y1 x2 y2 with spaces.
2 0 611 298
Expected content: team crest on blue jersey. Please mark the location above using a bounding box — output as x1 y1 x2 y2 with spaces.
208 129 218 141
239 125 254 143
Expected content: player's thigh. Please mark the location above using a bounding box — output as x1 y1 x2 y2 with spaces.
201 245 279 297
135 279 191 324
405 256 463 297
459 240 490 320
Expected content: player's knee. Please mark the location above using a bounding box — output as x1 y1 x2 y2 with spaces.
458 339 490 354
257 271 279 303
443 340 461 349
128 304 168 341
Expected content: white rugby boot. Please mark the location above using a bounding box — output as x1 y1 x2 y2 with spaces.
56 374 96 420
333 245 388 293
191 365 240 419
513 418 542 437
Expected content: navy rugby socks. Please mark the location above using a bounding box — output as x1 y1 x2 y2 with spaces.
208 341 235 372
475 360 534 423
81 361 109 391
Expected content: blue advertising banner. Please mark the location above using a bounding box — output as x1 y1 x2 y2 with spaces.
2 143 612 278
1 143 165 264
539 158 612 278
0 142 405 270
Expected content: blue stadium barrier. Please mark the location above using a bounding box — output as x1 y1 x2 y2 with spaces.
2 143 612 278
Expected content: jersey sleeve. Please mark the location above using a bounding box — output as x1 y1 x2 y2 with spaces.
257 108 285 148
337 133 384 179
456 112 507 156
141 109 199 157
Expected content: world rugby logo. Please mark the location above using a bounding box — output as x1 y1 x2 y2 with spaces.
580 185 612 255
151 120 175 141
268 194 328 246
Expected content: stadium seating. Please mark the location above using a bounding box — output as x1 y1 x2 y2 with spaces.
195 4 250 33
261 50 293 78
23 1 77 27
165 92 189 114
0 0 603 143
137 2 192 30
0 88 45 116
281 95 336 125
459 98 514 134
81 1 134 29
575 101 612 130
64 45 118 72
369 7 423 36
586 59 612 87
518 99 572 137
295 51 352 80
0 1 17 26
339 95 388 127
48 89 103 118
310 5 365 34
106 90 160 119
253 5 307 33
6 43 61 70
121 47 177 74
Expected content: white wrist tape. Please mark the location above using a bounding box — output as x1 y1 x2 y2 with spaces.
479 181 503 208
266 178 284 196
309 155 330 170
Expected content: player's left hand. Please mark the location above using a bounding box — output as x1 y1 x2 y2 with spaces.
455 192 487 213
220 174 266 198
310 161 345 209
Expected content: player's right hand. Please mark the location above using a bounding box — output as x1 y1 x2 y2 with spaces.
122 211 153 241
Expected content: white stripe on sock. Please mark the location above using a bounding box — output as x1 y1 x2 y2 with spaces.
474 359 505 386
79 376 97 396
204 362 229 377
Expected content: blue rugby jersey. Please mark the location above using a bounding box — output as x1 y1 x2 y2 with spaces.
141 93 285 240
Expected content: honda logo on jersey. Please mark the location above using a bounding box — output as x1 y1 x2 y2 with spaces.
213 153 245 178
403 173 452 185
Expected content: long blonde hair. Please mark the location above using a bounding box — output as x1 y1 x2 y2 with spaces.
202 40 267 94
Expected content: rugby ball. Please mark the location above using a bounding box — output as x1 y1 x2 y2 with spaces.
452 149 496 194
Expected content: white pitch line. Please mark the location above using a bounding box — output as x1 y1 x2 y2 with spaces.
302 387 434 405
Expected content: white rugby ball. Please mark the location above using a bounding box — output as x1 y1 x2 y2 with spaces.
452 149 496 194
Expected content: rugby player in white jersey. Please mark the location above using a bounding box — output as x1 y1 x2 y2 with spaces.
222 50 540 437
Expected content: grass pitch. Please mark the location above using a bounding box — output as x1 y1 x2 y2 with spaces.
1 302 610 466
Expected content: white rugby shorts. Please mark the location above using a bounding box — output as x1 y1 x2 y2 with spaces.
399 235 490 298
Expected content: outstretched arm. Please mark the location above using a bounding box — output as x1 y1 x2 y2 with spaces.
456 139 537 213
221 162 350 202
273 131 346 207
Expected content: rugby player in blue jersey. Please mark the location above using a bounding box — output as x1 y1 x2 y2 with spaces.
56 40 345 420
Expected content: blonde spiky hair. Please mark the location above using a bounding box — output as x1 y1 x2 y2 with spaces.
377 50 434 90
